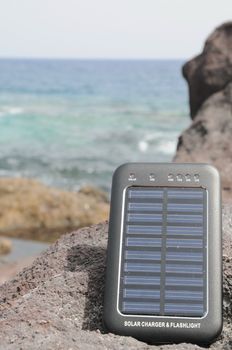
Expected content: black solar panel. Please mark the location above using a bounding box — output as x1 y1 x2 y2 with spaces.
119 186 207 317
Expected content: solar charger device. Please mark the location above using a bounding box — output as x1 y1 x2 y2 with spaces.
104 163 222 344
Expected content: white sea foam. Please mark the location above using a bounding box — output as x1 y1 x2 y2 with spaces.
138 141 148 152
138 132 164 153
0 106 24 117
143 132 164 142
157 140 177 155
138 131 176 155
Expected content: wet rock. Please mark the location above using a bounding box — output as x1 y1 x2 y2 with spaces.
0 209 231 349
0 178 109 242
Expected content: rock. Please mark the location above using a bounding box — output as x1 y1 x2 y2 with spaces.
175 22 232 202
174 82 232 202
0 178 109 242
0 257 35 285
78 185 109 203
183 22 232 118
0 238 12 255
0 210 231 349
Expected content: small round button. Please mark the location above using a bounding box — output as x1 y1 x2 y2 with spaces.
176 174 183 182
168 174 174 182
128 173 136 181
149 173 155 181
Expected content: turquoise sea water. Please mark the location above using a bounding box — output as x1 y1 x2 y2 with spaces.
0 59 189 192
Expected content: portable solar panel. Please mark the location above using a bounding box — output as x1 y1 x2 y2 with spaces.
104 163 222 344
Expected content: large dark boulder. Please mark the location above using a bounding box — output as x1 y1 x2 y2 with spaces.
175 22 232 202
174 82 232 201
0 219 231 349
183 22 232 118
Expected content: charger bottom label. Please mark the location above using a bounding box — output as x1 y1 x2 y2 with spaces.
124 321 201 329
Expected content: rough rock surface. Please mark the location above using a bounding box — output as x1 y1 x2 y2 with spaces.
175 22 232 202
174 82 232 201
183 22 232 118
0 178 109 242
0 210 231 350
0 257 35 285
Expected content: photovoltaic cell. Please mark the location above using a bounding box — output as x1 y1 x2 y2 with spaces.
119 186 207 317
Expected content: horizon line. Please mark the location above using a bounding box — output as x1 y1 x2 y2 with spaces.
0 56 188 61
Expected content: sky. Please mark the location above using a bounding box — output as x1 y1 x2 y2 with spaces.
0 0 231 59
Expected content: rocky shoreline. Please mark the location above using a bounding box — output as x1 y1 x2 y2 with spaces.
0 178 109 243
0 22 232 349
174 22 232 202
0 215 231 349
0 178 109 284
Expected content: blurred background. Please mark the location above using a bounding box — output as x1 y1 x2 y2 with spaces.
0 0 231 282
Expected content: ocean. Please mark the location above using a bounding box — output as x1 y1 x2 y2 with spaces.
0 59 189 192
